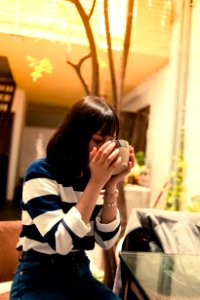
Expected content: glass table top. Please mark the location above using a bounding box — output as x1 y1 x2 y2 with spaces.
119 251 200 300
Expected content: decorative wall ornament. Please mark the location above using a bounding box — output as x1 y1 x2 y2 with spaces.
26 56 54 82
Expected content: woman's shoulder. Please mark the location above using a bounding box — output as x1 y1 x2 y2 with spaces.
24 157 54 181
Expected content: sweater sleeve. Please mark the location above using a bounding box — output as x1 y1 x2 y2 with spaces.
22 161 91 255
94 210 121 250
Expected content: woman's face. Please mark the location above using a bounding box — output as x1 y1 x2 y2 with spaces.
88 131 116 152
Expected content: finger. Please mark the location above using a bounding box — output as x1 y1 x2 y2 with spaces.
129 145 134 155
129 153 135 165
114 163 131 180
95 141 116 162
99 140 114 151
128 146 135 165
108 156 122 172
106 148 120 166
89 147 97 162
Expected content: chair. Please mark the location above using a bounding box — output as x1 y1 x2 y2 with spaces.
114 208 200 299
0 220 21 300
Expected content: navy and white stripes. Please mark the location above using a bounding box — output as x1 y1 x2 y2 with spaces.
17 158 121 255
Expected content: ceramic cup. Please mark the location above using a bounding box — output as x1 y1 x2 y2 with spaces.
112 139 130 175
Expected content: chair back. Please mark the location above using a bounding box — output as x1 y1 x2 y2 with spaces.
0 220 21 282
123 208 200 254
116 208 200 299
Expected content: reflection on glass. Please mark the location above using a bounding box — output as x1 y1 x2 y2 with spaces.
120 252 200 299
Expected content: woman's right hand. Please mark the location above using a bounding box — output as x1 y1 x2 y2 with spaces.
89 141 121 187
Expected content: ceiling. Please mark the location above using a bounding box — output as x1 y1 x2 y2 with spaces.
0 32 169 109
0 0 173 109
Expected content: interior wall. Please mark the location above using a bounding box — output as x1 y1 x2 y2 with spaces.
122 3 183 208
6 98 69 200
184 2 200 202
19 126 55 178
19 103 68 179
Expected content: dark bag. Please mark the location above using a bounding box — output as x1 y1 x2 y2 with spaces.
122 226 163 252
120 227 163 299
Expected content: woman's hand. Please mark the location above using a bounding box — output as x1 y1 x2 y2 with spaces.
89 141 122 187
105 145 135 191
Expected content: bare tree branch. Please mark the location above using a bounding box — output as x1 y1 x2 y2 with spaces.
88 0 96 20
67 53 91 95
116 0 134 240
103 0 118 114
117 0 134 109
68 0 99 95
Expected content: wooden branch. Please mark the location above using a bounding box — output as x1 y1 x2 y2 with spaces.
117 0 134 109
68 0 99 95
117 0 134 239
67 53 91 94
103 0 118 114
88 0 96 20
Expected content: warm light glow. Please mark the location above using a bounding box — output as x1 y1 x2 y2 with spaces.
26 56 54 82
0 0 173 54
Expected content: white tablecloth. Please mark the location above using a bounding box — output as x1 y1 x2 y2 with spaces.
124 184 151 220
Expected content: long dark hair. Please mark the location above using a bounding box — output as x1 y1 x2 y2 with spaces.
46 96 119 182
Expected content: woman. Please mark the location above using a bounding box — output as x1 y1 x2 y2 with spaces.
11 96 134 300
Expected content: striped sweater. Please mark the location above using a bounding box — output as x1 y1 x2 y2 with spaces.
17 158 121 255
